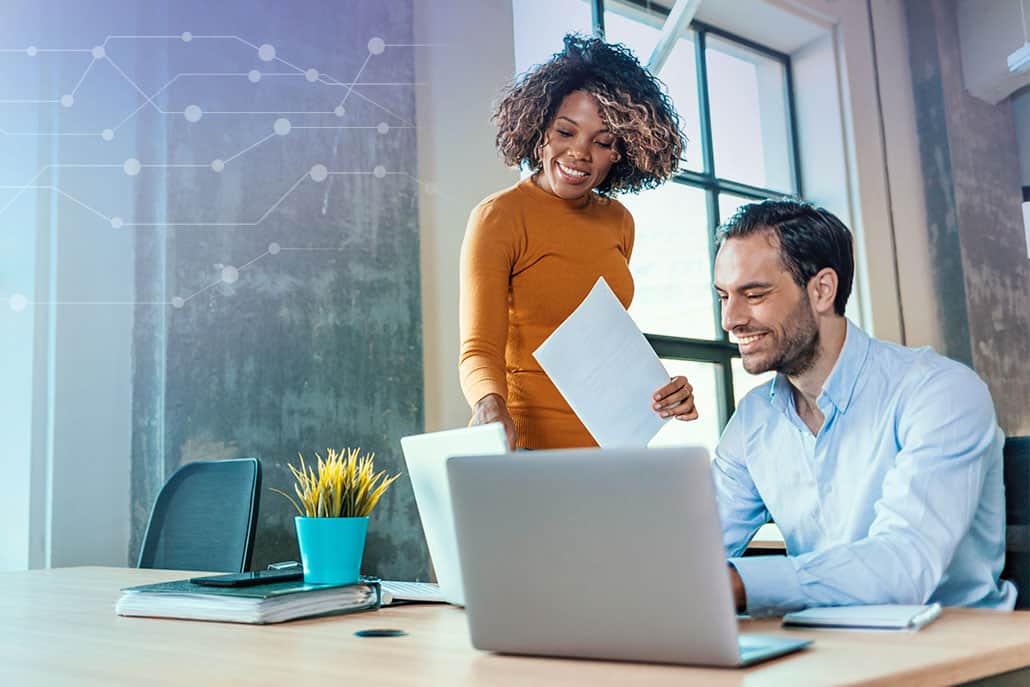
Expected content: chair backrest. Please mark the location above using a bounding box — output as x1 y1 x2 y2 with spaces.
137 458 261 573
1002 436 1030 610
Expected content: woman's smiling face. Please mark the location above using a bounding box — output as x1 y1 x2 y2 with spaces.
534 90 620 200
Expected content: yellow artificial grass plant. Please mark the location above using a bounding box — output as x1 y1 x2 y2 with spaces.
272 448 401 518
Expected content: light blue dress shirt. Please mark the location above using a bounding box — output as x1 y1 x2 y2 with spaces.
715 320 1017 616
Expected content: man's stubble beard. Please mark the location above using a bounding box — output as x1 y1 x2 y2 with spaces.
745 292 820 377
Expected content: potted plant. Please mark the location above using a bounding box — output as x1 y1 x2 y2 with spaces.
272 448 400 585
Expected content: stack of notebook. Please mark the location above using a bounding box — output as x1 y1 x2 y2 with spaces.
116 577 381 624
782 603 942 631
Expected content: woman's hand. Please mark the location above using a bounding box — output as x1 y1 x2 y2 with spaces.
652 375 698 421
471 393 518 450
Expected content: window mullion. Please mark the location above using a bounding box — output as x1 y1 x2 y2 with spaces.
694 27 716 179
591 0 606 39
705 188 724 343
673 170 798 201
716 355 736 429
712 178 797 201
784 54 803 197
646 334 736 362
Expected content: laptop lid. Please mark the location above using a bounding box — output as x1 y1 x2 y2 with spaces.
399 424 508 606
447 446 794 667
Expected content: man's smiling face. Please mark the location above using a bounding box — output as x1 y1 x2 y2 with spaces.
714 230 820 377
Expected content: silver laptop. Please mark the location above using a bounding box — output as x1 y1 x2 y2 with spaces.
447 446 811 667
396 424 509 606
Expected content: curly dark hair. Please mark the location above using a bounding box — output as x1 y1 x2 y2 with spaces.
492 34 684 196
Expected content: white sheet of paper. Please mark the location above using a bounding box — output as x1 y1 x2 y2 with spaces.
533 277 669 447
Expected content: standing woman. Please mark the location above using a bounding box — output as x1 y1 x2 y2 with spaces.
460 34 696 450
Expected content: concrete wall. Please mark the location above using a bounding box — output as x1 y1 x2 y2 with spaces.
904 0 1030 435
127 0 429 577
1012 89 1030 188
2 0 431 576
1 1 137 571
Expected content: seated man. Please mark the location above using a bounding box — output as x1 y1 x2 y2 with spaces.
713 199 1016 615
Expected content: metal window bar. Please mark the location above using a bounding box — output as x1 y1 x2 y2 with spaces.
592 0 606 38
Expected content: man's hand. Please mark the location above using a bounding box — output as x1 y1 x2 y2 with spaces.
652 375 698 421
471 393 517 450
729 564 746 613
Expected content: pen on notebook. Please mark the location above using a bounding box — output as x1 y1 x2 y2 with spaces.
908 602 942 629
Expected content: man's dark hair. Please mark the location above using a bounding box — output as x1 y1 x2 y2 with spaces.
716 199 854 316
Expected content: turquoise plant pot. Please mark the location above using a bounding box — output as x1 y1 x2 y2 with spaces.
295 516 368 585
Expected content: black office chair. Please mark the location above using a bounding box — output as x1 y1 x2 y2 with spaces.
137 458 261 573
1002 436 1029 610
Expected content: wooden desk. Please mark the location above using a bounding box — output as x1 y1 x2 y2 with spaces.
3 567 1029 686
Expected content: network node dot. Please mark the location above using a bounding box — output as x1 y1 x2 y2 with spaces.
268 242 281 255
221 266 239 284
123 158 141 176
373 165 387 179
334 106 346 118
60 94 74 108
91 46 106 60
248 69 261 83
211 159 225 173
258 44 276 62
305 68 319 82
273 117 291 136
368 37 386 55
171 296 185 309
377 122 390 135
110 217 124 228
10 293 28 312
181 32 193 42
309 164 328 182
184 104 203 123
26 46 38 57
101 128 115 141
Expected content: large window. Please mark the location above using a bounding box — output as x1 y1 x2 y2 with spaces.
513 0 801 451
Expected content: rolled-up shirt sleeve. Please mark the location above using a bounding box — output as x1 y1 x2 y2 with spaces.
730 365 998 616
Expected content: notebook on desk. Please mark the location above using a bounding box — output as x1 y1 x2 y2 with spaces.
783 603 942 631
116 576 381 624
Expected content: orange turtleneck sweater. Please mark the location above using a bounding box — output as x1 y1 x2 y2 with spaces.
459 176 635 449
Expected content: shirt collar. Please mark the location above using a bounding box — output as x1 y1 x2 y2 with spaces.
767 318 870 415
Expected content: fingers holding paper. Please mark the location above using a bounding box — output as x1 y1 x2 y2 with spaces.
652 376 698 421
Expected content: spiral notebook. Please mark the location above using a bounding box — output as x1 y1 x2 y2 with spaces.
782 603 942 631
116 576 381 624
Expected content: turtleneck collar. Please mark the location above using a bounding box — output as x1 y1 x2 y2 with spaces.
518 174 596 210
